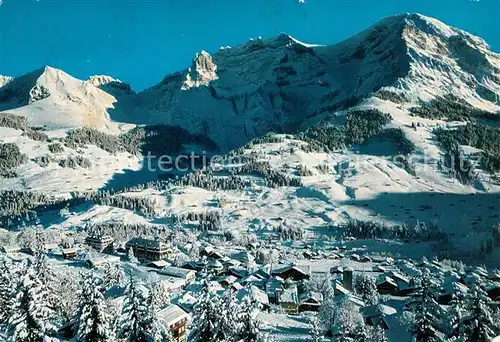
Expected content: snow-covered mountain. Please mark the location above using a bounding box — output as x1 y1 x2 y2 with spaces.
0 66 126 133
117 13 499 151
1 13 498 150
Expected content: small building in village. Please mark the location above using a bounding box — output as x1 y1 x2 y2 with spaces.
279 285 299 315
157 266 196 283
87 255 120 269
361 304 397 329
62 248 78 260
298 292 323 313
85 234 114 253
1 245 21 255
159 304 190 342
125 237 170 262
376 276 398 295
272 264 310 281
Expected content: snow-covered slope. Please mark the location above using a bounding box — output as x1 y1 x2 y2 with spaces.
0 66 124 133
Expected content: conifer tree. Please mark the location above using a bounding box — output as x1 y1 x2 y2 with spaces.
118 272 149 341
0 255 17 330
459 280 498 342
404 273 443 342
72 273 114 342
7 261 56 341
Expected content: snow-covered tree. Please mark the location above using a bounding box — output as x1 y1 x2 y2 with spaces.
118 272 149 341
53 269 82 326
332 298 367 342
308 273 334 300
127 247 138 263
188 285 235 342
237 294 263 342
72 273 114 342
143 285 173 342
318 297 336 335
404 273 443 342
7 261 56 341
446 292 466 338
354 273 379 305
0 255 17 329
148 280 171 310
103 263 125 290
458 280 498 342
368 326 388 342
309 316 324 342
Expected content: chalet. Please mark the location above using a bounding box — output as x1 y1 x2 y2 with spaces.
157 266 196 283
231 283 243 292
175 293 197 313
298 292 323 313
146 260 170 269
350 254 361 262
438 281 468 305
229 266 248 279
181 261 202 271
327 252 341 260
376 276 398 295
241 275 266 288
280 286 299 315
265 276 284 304
1 245 20 255
206 259 224 274
361 304 397 328
85 235 114 253
61 248 78 260
23 243 59 255
125 237 169 262
159 304 190 342
372 265 386 273
253 268 271 280
272 265 310 281
360 255 372 263
330 266 344 275
220 257 241 269
342 267 354 291
199 245 215 257
236 286 269 310
333 282 350 296
87 255 120 269
219 275 238 288
208 250 224 260
303 250 313 259
231 251 255 267
386 271 412 295
398 263 422 277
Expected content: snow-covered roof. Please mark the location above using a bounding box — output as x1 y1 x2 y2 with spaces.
159 304 189 327
126 237 168 251
62 248 78 254
146 260 170 268
236 286 269 306
280 286 299 304
376 276 398 288
1 245 20 253
361 304 397 318
157 266 196 279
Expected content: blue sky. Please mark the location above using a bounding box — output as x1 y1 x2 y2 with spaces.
0 0 499 91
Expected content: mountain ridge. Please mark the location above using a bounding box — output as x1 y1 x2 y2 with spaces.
1 13 499 150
